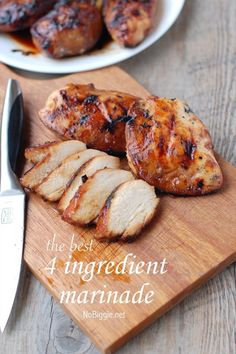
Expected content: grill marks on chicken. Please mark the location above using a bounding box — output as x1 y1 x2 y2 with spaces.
39 83 139 154
126 97 223 195
103 0 158 47
30 1 103 59
39 84 223 196
21 89 224 242
96 180 159 241
0 0 56 32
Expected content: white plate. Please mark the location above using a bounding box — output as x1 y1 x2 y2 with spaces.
0 0 185 74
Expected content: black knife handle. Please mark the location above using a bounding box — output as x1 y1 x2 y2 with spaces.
8 92 24 172
0 79 24 192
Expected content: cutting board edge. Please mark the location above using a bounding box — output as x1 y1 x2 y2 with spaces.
24 249 236 354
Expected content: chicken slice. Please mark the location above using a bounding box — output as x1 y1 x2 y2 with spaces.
63 169 134 225
21 140 86 190
58 155 120 213
25 141 58 164
96 180 159 241
35 149 106 201
126 97 223 195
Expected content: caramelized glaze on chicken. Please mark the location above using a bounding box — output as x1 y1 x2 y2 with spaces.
31 0 103 58
0 0 56 32
103 0 158 47
39 83 139 154
126 97 223 195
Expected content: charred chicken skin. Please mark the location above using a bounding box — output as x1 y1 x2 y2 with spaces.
103 0 158 47
0 0 56 32
39 83 139 154
31 0 103 58
126 97 223 195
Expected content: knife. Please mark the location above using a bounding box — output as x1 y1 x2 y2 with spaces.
0 79 25 333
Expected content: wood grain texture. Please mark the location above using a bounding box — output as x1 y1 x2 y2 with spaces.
0 0 236 353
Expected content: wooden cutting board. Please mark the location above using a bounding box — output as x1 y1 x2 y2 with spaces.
0 63 236 354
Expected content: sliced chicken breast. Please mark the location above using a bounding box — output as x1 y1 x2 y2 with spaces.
126 97 223 195
35 149 106 201
25 141 58 164
21 140 86 190
96 180 159 241
58 155 120 213
63 169 134 225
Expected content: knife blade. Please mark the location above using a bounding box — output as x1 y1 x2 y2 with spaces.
0 79 25 333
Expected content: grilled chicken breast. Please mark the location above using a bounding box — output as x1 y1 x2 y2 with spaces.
63 169 134 225
96 180 159 241
126 97 223 195
0 0 56 32
103 0 158 47
31 0 103 58
36 149 106 201
21 140 86 190
58 154 120 213
39 83 139 154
